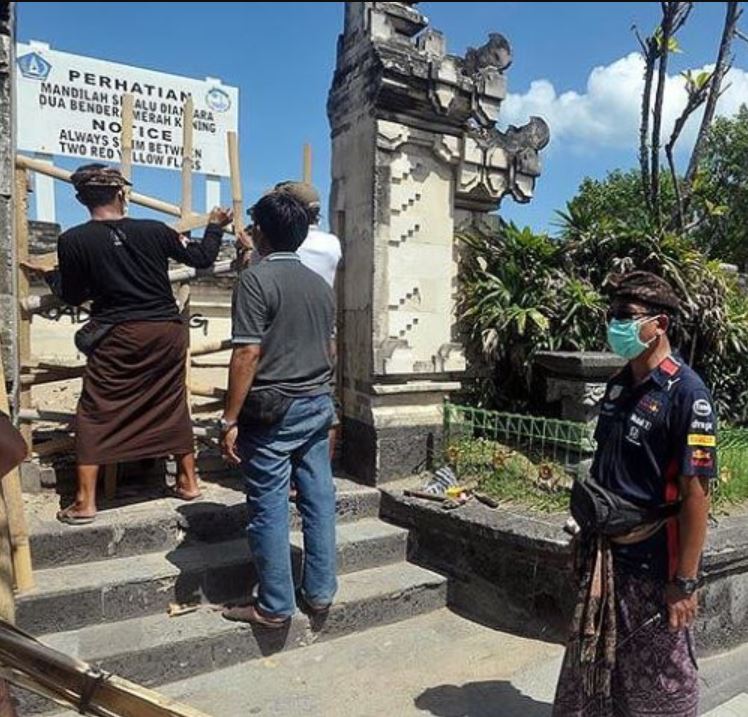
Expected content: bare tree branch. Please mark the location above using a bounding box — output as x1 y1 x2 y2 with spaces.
651 5 678 225
666 71 712 229
637 27 657 209
684 2 742 193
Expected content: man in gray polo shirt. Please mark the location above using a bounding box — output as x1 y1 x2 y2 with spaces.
220 191 337 628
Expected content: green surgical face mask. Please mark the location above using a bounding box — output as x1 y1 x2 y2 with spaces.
606 317 658 360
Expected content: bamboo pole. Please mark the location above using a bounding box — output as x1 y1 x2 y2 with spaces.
14 156 232 237
22 261 235 315
17 408 75 423
21 359 85 372
181 98 195 418
302 143 312 184
190 338 232 357
227 131 243 232
15 169 31 454
172 212 212 234
180 285 193 412
104 464 118 502
120 93 134 182
20 371 84 388
15 155 184 218
32 436 75 459
189 383 227 400
0 618 214 717
0 349 33 593
190 400 224 414
18 409 220 441
181 97 194 220
0 494 13 625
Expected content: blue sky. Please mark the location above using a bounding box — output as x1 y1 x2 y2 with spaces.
17 2 748 233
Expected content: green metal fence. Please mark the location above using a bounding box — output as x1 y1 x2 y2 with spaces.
443 401 594 470
443 400 748 498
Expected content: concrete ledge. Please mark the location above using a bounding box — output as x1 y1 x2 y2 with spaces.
28 478 381 569
381 488 748 654
18 519 408 635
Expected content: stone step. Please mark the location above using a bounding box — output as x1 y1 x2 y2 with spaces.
17 518 408 636
23 562 448 714
28 478 381 569
703 694 748 717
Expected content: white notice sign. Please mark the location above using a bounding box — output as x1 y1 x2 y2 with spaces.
16 42 239 176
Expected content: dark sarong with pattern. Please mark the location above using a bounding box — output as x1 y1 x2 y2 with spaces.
553 562 699 717
76 320 193 464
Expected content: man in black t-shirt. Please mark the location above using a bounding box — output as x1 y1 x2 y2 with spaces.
553 271 716 717
22 163 232 524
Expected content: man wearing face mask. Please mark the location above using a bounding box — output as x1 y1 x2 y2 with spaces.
23 163 232 524
553 271 716 717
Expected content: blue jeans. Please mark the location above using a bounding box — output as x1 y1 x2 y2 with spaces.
237 394 337 617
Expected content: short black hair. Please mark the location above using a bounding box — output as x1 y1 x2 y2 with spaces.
251 192 309 252
75 185 121 210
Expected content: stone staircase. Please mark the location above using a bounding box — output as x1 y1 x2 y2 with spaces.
16 478 448 713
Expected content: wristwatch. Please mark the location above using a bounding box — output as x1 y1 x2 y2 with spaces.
672 575 701 596
219 417 238 433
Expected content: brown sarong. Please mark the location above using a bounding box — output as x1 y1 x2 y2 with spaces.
75 321 193 464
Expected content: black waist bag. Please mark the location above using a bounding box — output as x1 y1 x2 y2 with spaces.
239 389 293 427
570 478 680 537
74 320 113 357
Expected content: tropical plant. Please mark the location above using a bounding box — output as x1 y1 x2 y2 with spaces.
458 215 748 424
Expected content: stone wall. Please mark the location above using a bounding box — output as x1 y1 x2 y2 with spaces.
0 2 15 379
382 491 748 654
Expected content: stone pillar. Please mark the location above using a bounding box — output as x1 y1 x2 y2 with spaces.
534 351 626 426
0 2 16 384
328 2 549 484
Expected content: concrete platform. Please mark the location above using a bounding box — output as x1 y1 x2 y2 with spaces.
31 562 447 691
44 609 562 717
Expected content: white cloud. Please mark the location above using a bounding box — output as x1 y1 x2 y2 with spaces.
502 52 748 152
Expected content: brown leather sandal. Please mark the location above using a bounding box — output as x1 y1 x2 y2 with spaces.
221 603 290 629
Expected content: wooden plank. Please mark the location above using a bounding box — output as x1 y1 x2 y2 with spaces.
120 94 134 182
303 143 312 183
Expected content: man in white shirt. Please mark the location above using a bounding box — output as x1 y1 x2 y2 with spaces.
275 182 341 289
238 182 341 288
